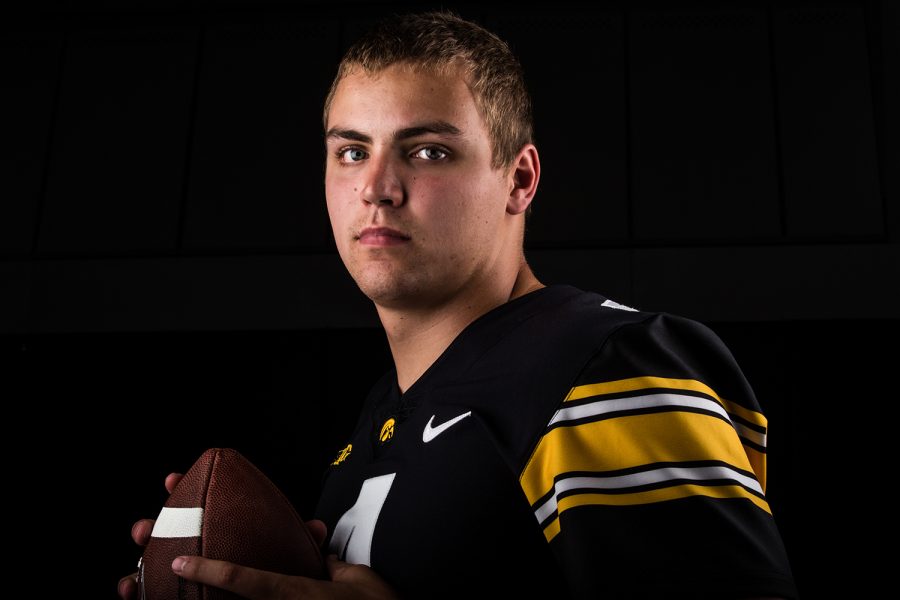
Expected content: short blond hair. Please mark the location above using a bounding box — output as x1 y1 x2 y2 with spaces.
322 10 534 171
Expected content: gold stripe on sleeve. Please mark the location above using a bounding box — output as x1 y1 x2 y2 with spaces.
520 411 759 505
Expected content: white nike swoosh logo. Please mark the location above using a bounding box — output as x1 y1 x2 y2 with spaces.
422 411 472 443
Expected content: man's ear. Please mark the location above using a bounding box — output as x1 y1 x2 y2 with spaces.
506 144 540 215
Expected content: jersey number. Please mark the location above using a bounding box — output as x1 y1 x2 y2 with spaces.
329 473 396 566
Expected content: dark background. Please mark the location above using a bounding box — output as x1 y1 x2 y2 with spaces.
1 0 897 597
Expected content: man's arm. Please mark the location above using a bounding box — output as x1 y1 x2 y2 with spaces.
518 312 798 599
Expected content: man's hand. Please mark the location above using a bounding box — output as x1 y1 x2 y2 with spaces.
118 472 396 599
171 553 399 599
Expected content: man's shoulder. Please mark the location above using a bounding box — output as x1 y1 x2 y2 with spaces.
514 284 673 347
537 284 722 349
509 284 638 325
447 285 660 403
548 286 758 416
500 285 743 401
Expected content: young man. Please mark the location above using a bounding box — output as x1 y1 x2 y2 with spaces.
121 11 797 600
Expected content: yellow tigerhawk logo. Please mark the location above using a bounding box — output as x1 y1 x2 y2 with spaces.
379 418 396 443
331 443 352 466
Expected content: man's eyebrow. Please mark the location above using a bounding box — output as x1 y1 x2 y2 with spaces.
325 121 463 144
325 128 371 144
394 121 462 141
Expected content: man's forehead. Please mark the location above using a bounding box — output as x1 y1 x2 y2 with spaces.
326 61 480 132
337 64 469 104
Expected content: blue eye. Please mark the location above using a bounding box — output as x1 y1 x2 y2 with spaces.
339 148 367 162
413 147 448 161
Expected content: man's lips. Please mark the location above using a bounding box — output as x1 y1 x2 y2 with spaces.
357 227 411 247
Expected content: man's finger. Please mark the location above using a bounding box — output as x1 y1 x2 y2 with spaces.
118 573 137 599
164 472 183 494
172 555 313 598
173 556 262 595
131 519 155 545
326 555 400 597
306 519 328 549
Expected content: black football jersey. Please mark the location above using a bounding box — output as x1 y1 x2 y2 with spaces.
314 285 798 599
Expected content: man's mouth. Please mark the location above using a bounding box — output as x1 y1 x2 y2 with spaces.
357 227 411 247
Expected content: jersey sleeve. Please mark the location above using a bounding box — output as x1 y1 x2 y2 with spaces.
518 312 798 599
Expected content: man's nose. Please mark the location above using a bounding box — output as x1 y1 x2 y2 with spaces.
360 155 404 208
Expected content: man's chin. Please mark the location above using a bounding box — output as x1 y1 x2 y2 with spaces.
356 277 439 311
360 284 420 310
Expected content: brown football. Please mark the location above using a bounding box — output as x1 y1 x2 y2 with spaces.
137 448 326 599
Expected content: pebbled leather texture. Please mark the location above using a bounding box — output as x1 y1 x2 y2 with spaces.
139 448 326 600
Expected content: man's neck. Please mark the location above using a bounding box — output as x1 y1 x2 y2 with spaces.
377 262 543 394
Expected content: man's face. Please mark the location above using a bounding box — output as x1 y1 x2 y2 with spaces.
324 63 515 311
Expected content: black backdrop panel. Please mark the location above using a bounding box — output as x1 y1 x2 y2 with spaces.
39 27 197 254
774 5 883 238
526 248 634 306
0 261 30 333
882 1 900 242
183 19 338 252
631 8 781 242
633 243 900 320
24 254 377 333
489 10 629 245
0 32 61 255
